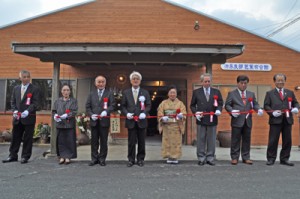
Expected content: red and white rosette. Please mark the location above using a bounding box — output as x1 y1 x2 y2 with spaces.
248 97 253 108
213 95 218 107
210 111 214 122
103 97 108 110
26 93 32 105
139 96 145 110
285 109 290 118
288 97 292 109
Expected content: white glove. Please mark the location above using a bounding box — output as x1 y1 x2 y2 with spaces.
231 110 240 118
100 111 107 117
215 110 221 116
53 114 62 122
161 116 169 122
272 110 282 117
177 113 183 119
21 110 29 118
291 107 299 114
13 110 18 118
127 113 134 120
195 111 203 121
139 113 146 120
60 113 68 119
257 109 264 116
91 114 98 121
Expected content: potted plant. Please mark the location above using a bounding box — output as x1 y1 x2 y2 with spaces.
39 123 51 144
76 113 91 145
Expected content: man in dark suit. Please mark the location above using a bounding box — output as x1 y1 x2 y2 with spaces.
121 71 151 167
3 70 40 164
264 74 299 166
86 75 116 166
190 73 223 166
225 75 263 165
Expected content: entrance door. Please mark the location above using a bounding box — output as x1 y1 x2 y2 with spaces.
143 79 187 143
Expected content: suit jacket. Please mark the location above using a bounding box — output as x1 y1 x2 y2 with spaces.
53 97 78 129
121 88 151 129
225 89 260 128
11 83 40 125
190 87 223 126
86 89 116 127
264 88 299 125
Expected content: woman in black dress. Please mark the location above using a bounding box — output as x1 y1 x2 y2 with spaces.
53 84 78 164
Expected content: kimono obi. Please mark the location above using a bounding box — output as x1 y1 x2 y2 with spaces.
163 109 177 123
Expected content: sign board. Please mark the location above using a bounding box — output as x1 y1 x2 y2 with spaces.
110 115 120 133
221 63 272 71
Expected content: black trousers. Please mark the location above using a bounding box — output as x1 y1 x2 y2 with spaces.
9 122 35 160
231 121 251 160
91 124 109 162
267 122 292 162
127 123 146 163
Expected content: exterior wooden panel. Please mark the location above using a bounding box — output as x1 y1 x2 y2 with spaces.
0 0 299 145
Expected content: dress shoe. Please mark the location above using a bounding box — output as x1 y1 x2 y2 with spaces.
127 161 134 167
207 161 215 166
2 157 18 163
99 161 106 166
65 159 71 165
20 158 28 164
59 158 65 165
231 159 238 165
137 161 144 167
266 160 274 166
280 160 294 166
88 160 99 166
198 161 205 166
242 159 253 165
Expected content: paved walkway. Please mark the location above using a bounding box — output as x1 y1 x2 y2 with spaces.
76 138 300 162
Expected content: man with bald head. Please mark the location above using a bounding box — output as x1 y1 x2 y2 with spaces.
264 73 299 166
86 75 116 166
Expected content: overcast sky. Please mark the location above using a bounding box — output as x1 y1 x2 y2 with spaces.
0 0 299 51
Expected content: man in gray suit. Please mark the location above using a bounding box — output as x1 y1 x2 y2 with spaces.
225 75 263 165
264 74 299 166
190 73 223 166
86 75 116 166
121 71 151 167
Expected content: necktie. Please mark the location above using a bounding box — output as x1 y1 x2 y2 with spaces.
205 88 209 102
98 89 103 101
21 86 26 99
133 89 138 104
242 91 246 105
279 89 284 100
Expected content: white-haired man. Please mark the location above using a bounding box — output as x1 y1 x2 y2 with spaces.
121 71 151 167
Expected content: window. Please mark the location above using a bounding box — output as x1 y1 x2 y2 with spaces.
32 79 76 111
32 79 52 111
4 79 76 111
5 79 21 111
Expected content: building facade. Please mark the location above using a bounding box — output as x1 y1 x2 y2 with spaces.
0 0 299 146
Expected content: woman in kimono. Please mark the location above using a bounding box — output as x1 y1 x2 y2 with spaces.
157 85 187 164
53 84 78 164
